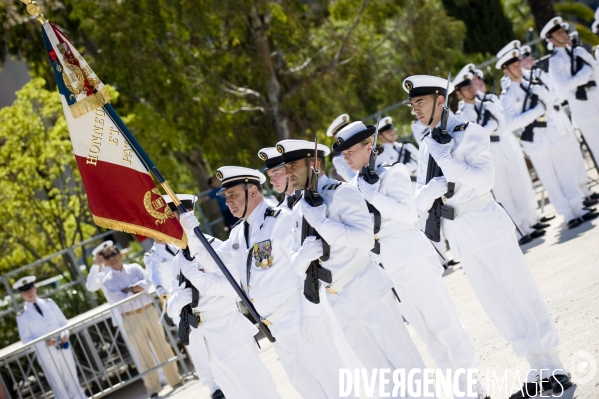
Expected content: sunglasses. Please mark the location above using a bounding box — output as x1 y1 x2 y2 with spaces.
102 249 120 259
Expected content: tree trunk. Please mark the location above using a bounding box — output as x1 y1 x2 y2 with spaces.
247 5 291 140
527 0 556 35
175 147 227 239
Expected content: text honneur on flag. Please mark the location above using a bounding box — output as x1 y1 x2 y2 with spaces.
23 0 276 342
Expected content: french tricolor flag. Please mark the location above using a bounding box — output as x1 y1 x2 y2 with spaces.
41 22 187 248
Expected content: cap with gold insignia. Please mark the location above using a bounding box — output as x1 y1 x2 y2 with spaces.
92 240 114 256
161 194 198 211
13 276 36 292
520 45 532 58
495 49 521 70
540 16 564 39
257 147 284 171
332 121 376 153
562 22 569 32
473 68 484 80
452 72 474 90
496 40 521 58
378 116 393 133
215 166 266 195
326 114 350 137
401 75 455 105
276 140 331 163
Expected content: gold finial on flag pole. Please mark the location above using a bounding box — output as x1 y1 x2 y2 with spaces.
20 0 47 25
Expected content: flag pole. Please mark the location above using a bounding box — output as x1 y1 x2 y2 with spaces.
103 104 276 342
19 0 275 343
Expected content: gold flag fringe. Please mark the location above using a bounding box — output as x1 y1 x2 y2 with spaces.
93 215 188 248
69 87 111 119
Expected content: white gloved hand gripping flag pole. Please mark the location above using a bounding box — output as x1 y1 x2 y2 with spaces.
21 0 276 342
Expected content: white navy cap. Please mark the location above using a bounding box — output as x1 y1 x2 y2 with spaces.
13 276 36 291
592 19 599 33
402 75 454 104
456 63 475 79
92 240 114 256
495 49 521 70
257 147 284 171
326 114 350 137
378 116 393 133
473 68 484 79
453 72 474 89
569 30 578 40
540 17 564 38
520 45 532 57
276 140 331 163
215 166 266 195
496 40 521 58
161 194 198 211
562 22 569 31
332 121 376 153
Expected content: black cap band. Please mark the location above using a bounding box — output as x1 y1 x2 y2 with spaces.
545 25 562 38
18 283 35 292
332 125 376 153
280 149 327 164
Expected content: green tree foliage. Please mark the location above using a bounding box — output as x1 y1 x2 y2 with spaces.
0 78 99 276
441 0 515 55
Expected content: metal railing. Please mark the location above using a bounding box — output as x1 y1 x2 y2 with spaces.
0 292 192 399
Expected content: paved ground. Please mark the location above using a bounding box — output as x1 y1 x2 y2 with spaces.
114 203 599 399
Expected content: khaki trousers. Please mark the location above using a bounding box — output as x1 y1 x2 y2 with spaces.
122 305 181 394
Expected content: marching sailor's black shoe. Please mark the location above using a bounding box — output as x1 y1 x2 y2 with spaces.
568 218 582 229
508 379 551 399
540 215 556 223
582 211 599 222
518 235 533 245
532 222 550 230
530 229 546 238
549 374 572 394
583 198 598 207
589 192 599 200
211 389 226 399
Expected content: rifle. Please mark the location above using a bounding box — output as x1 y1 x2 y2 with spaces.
301 137 332 304
177 249 200 346
424 73 455 242
521 68 543 142
361 116 381 184
476 81 497 128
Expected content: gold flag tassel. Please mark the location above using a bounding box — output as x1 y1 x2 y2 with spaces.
69 87 111 119
92 215 188 248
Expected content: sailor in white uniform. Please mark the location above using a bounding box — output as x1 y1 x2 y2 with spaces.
334 121 489 398
145 195 224 399
453 69 547 245
179 166 351 398
544 17 599 188
277 139 427 396
518 41 598 203
375 116 419 177
258 147 299 211
497 47 597 229
15 276 86 399
405 74 572 399
327 114 355 182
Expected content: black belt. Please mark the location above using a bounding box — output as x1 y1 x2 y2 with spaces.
490 135 500 142
554 105 560 111
410 175 417 182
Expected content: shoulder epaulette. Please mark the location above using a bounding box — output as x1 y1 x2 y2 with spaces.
453 122 469 132
455 110 462 115
207 237 216 244
144 248 154 257
500 89 507 95
422 132 431 140
232 219 243 229
324 182 342 191
264 207 281 218
16 307 24 316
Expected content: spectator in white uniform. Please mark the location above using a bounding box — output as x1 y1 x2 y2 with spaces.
15 276 86 399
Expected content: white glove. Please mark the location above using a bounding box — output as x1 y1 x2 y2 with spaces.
301 316 323 344
531 85 551 109
574 46 595 65
166 282 192 319
357 177 380 201
299 199 327 227
423 136 454 163
292 236 323 274
156 286 168 297
179 212 200 231
415 176 448 212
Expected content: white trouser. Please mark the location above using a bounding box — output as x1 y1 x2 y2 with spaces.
275 317 347 399
492 161 535 236
202 335 281 399
37 347 85 399
459 233 561 362
526 145 584 222
417 208 451 264
188 330 219 394
339 290 427 397
556 110 592 196
508 151 543 228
